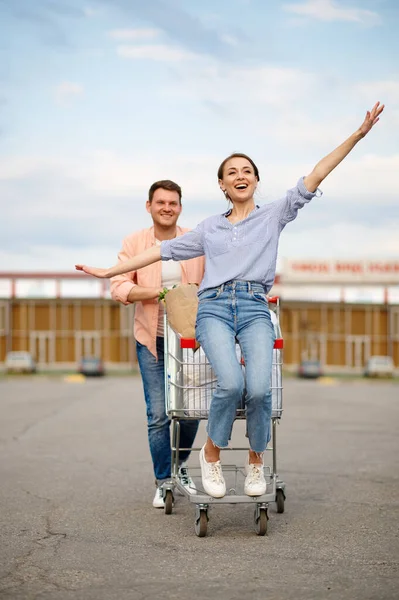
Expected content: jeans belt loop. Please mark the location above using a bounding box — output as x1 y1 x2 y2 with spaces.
248 281 252 293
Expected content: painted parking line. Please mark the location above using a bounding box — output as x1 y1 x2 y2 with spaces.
318 377 338 386
64 374 86 383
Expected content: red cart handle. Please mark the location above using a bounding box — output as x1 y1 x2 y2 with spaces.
180 338 197 349
267 295 279 304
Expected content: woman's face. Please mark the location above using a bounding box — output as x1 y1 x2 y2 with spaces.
219 156 258 204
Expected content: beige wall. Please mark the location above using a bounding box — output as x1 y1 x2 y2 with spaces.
1 298 398 370
0 299 136 367
280 302 399 370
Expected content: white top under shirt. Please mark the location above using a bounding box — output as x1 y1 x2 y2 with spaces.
156 239 182 336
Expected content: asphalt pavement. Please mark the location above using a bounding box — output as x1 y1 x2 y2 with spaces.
0 375 398 600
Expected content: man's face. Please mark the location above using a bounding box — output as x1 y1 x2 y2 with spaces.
146 188 182 228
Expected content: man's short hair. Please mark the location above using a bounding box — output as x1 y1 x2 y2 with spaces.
148 180 182 204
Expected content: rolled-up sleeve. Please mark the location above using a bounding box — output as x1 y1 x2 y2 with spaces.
110 279 136 305
276 177 322 226
161 225 205 261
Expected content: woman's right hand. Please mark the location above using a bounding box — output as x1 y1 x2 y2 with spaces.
75 265 110 278
75 245 162 279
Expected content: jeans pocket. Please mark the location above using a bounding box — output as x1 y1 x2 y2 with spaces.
198 288 221 302
251 291 269 305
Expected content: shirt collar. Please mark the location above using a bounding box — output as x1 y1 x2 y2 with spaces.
223 205 260 218
149 225 184 243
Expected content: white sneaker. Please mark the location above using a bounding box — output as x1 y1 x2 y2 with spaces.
199 445 226 498
244 457 267 496
152 486 164 508
178 462 197 495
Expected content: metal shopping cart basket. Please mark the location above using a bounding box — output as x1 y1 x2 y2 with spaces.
163 296 286 537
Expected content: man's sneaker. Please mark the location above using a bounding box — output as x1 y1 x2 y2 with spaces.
178 462 197 495
152 486 165 508
244 457 267 496
199 445 226 498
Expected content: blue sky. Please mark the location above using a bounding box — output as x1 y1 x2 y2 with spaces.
1 0 398 272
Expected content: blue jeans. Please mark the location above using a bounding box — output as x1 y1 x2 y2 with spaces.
195 280 275 453
136 337 199 485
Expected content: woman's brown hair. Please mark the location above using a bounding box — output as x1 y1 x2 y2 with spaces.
217 153 260 181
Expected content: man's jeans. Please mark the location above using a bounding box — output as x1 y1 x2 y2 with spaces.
195 280 275 454
136 337 199 485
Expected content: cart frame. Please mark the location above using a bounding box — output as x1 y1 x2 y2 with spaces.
163 297 286 536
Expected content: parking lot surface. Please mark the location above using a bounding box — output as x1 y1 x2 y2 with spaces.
0 376 398 600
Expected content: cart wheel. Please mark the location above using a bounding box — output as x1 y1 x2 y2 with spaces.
164 490 173 515
195 510 208 537
276 489 285 514
254 508 268 536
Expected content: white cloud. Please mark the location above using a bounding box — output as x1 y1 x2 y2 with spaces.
324 153 399 198
354 80 399 105
2 148 398 217
80 150 220 200
283 0 381 26
257 154 399 202
0 152 220 210
279 221 399 262
163 62 316 108
0 156 61 180
2 220 398 273
108 28 160 41
0 245 120 273
54 81 84 106
158 57 396 159
2 148 398 272
117 44 198 62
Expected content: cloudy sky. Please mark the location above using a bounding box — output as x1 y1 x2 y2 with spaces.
1 0 398 273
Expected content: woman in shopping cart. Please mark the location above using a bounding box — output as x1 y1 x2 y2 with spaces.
76 102 384 498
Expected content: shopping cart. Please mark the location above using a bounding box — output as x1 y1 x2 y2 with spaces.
163 296 286 537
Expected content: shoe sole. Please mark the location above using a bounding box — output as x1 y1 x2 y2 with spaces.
244 484 267 496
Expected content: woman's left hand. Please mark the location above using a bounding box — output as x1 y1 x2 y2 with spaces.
359 101 384 137
75 265 110 278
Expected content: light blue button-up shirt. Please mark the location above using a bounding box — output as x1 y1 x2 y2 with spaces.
161 177 321 293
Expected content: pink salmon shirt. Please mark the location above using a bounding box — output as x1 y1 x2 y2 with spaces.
110 226 205 359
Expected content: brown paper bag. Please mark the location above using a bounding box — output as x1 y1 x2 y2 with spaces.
164 283 199 340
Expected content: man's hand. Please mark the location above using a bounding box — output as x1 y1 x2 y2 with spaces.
358 101 384 138
126 286 164 303
158 287 170 302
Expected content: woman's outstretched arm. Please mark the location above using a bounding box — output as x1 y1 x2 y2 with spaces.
304 101 384 193
75 245 161 279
